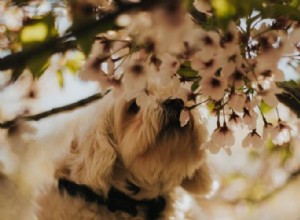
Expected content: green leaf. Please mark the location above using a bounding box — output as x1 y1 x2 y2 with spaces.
191 81 199 92
74 19 118 56
56 69 64 87
261 4 300 21
203 16 218 30
11 67 25 82
277 81 300 97
21 22 48 43
188 3 207 25
290 0 299 7
69 1 119 55
28 54 49 78
259 100 273 114
276 81 300 117
212 0 236 18
177 63 198 78
19 13 58 77
65 52 85 74
11 0 30 5
20 13 58 48
181 60 192 68
206 101 216 113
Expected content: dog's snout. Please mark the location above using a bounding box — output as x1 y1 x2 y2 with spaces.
163 98 184 112
161 98 185 128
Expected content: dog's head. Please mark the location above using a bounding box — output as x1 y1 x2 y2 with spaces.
64 86 211 200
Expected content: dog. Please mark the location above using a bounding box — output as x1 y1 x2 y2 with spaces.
0 66 212 219
33 73 212 219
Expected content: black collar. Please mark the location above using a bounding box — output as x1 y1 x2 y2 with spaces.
58 178 166 220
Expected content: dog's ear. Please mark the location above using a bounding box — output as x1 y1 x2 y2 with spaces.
67 123 117 194
181 162 212 196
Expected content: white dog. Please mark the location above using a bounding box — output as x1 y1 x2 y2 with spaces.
35 78 212 219
0 68 212 219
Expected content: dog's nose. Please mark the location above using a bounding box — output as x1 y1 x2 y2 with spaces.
163 98 184 112
162 98 185 128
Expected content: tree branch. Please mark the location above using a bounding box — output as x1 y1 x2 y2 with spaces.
0 89 111 129
0 0 166 72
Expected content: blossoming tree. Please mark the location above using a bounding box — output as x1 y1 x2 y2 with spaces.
1 0 300 218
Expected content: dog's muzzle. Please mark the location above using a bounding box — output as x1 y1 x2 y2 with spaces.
162 98 184 127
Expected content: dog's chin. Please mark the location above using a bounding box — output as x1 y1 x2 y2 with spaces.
109 108 206 200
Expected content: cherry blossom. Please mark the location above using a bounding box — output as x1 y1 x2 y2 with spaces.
201 75 228 100
242 108 258 130
211 124 235 149
272 121 292 146
179 109 190 127
1 0 298 159
228 92 247 113
194 0 212 13
203 139 221 154
76 1 297 156
228 111 243 130
262 122 275 142
242 129 264 148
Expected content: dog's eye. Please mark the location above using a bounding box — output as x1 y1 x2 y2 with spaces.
127 99 140 114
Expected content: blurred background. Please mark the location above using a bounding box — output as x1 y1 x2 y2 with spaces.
1 0 300 219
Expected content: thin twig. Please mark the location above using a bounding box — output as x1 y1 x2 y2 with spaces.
0 89 111 129
185 98 210 110
251 27 273 39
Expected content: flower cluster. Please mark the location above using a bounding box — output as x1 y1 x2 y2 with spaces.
0 1 297 157
69 1 298 154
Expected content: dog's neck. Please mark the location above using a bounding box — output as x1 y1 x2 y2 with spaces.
58 178 166 220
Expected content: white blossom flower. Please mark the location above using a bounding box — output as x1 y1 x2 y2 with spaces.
289 27 300 45
116 14 132 27
202 140 221 154
221 61 236 78
159 53 180 73
257 80 281 107
262 122 275 141
227 68 245 88
211 124 235 148
228 111 243 130
184 28 220 54
242 129 264 148
223 146 232 156
3 6 23 31
228 92 247 112
201 75 227 100
135 90 158 110
198 30 221 50
123 59 148 91
189 49 222 75
156 53 180 84
242 108 258 130
244 96 258 110
220 22 240 55
194 0 212 13
259 90 279 107
179 109 190 127
254 50 282 80
272 121 292 145
80 57 119 90
173 86 193 104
